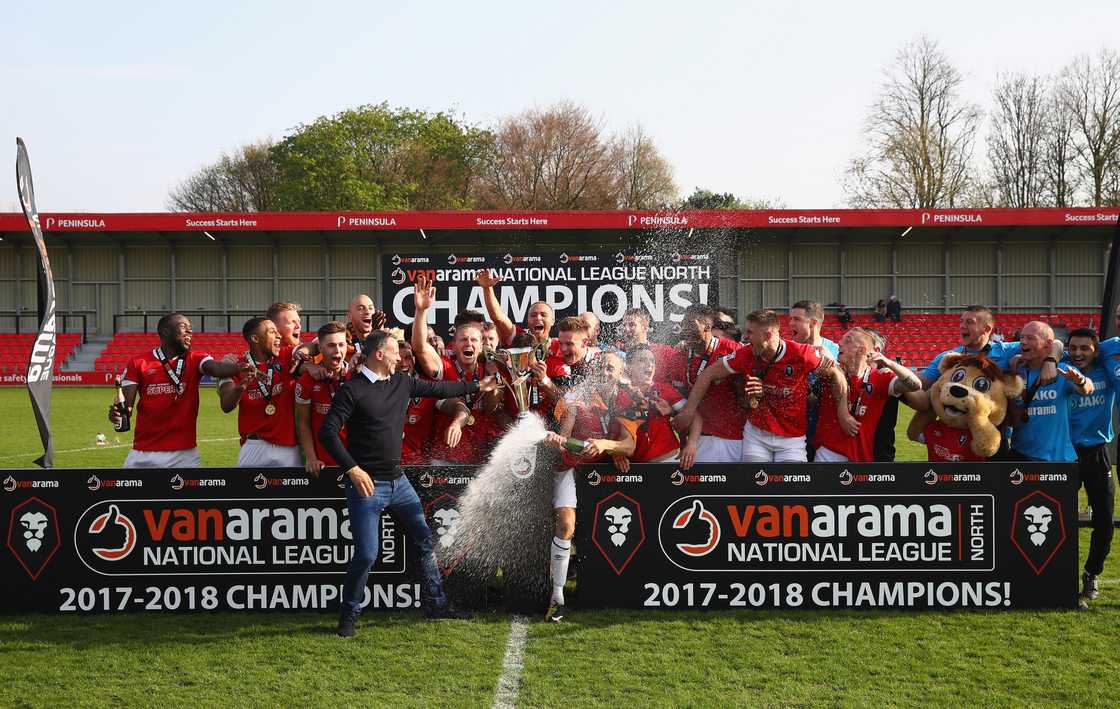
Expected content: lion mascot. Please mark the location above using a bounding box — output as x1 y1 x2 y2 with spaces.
908 353 1024 461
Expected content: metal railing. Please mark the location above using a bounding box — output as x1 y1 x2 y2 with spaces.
0 310 92 340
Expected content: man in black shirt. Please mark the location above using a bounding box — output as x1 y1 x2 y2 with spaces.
321 329 498 636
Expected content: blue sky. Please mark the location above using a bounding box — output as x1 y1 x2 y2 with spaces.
2 0 1117 211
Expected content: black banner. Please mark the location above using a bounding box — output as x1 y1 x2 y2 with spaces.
1 467 471 613
381 250 718 338
576 463 1078 610
15 138 56 468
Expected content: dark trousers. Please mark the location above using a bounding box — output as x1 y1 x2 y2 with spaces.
1077 444 1115 576
341 475 446 613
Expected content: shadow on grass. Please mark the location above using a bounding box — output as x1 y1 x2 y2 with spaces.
0 609 511 651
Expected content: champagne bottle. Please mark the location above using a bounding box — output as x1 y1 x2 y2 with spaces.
563 437 590 454
113 375 131 432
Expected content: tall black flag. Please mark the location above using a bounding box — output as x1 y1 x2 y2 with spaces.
1102 216 1120 341
15 138 56 468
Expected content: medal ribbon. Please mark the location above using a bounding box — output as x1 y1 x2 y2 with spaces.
685 338 720 387
153 347 186 398
245 351 275 406
453 359 480 409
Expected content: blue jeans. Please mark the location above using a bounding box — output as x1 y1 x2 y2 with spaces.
341 475 446 613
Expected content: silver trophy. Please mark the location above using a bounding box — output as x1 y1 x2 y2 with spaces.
487 347 536 419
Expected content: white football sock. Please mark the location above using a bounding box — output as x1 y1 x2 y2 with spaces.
550 536 572 605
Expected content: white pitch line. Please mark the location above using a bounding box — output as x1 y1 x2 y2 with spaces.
492 615 529 709
0 436 240 461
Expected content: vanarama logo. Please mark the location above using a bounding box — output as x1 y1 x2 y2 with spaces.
252 474 311 490
671 500 721 556
3 476 59 492
671 470 727 486
839 469 896 486
586 469 642 485
72 498 393 577
418 472 472 488
1009 468 1067 486
86 475 142 491
170 474 227 491
755 470 811 486
658 494 994 572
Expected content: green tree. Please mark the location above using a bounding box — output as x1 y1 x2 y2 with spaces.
167 141 281 212
269 103 491 210
677 188 784 209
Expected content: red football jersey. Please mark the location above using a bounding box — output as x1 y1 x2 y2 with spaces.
122 348 213 452
813 367 897 462
294 368 349 466
923 420 986 462
430 356 497 464
615 382 684 462
558 388 624 470
723 339 822 437
232 346 297 446
665 337 745 440
403 374 437 465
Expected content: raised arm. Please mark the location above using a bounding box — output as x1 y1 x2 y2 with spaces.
410 273 445 379
675 357 734 430
870 352 921 394
476 269 515 346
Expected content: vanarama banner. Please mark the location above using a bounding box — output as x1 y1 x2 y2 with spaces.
576 462 1078 610
381 251 718 337
1 467 473 613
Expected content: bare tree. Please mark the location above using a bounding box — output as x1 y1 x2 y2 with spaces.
845 36 982 208
475 102 616 209
1039 85 1080 207
609 125 678 209
167 141 281 211
987 73 1048 207
1058 49 1120 206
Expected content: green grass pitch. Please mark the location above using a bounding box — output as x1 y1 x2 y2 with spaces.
0 388 1117 707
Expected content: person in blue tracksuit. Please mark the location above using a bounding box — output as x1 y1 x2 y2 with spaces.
1067 327 1119 606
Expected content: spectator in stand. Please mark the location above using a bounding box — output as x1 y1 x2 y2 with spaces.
812 328 921 462
295 321 351 474
111 313 250 467
1007 321 1092 462
663 304 745 462
837 304 852 330
886 295 902 322
1066 327 1118 606
613 345 702 469
874 299 888 323
220 317 309 468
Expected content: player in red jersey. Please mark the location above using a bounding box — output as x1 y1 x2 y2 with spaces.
663 304 745 462
267 301 303 348
540 338 632 622
616 308 674 371
613 345 703 469
220 317 306 468
812 328 922 462
476 268 561 357
399 338 437 465
410 275 501 465
679 309 851 463
111 313 250 468
295 321 351 474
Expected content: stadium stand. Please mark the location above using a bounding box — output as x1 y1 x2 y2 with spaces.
0 333 82 374
93 331 316 373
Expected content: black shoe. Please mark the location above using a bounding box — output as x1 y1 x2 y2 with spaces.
337 606 359 637
424 601 472 620
1082 573 1100 601
545 602 569 623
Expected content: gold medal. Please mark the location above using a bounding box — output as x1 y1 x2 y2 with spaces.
264 403 277 416
466 415 475 426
